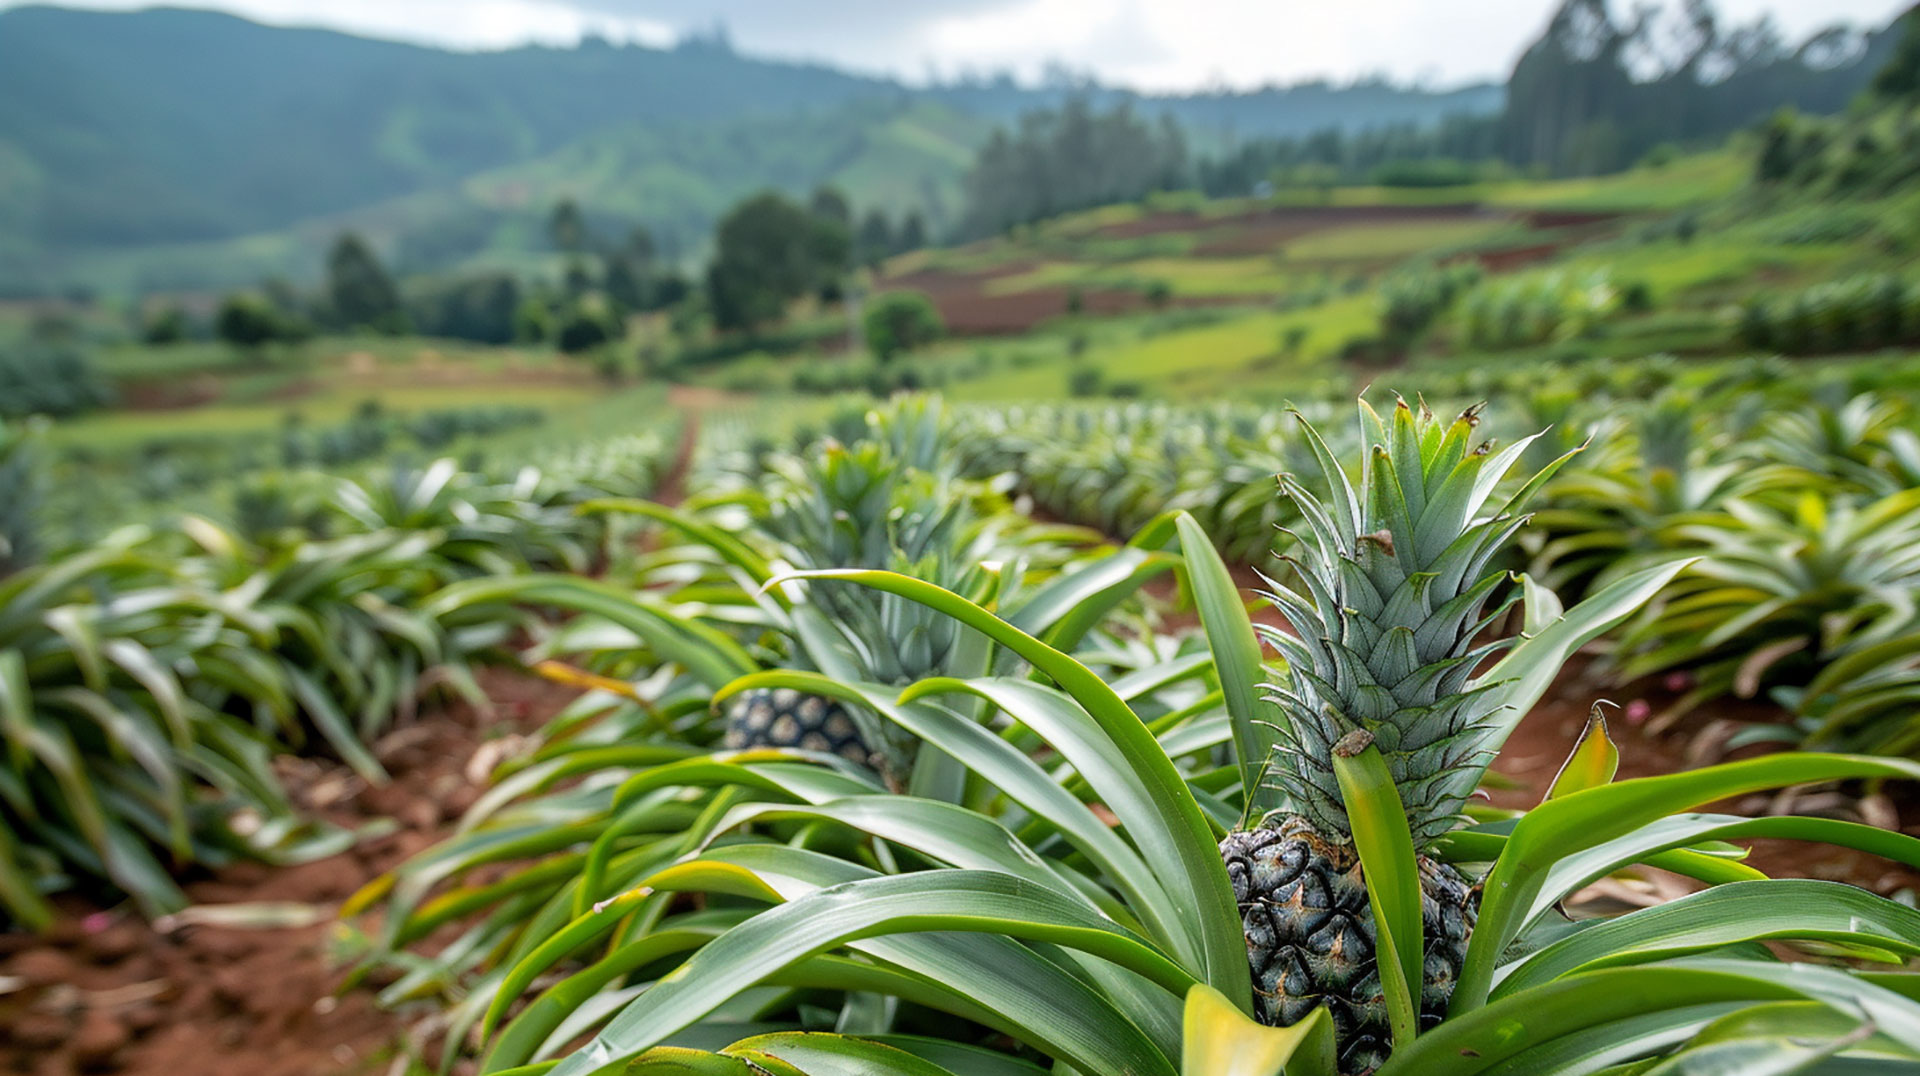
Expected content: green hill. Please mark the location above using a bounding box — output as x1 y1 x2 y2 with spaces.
0 4 1504 296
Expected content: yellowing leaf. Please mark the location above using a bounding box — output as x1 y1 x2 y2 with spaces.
1547 705 1620 801
1182 983 1336 1076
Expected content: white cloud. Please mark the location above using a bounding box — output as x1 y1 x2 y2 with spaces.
914 0 1911 90
21 0 677 50
6 0 1910 87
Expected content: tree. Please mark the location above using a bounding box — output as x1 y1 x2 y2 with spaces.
409 272 521 344
898 211 928 252
857 210 895 268
555 295 622 354
549 197 587 253
326 233 405 333
0 341 110 419
958 97 1189 238
514 296 555 343
1494 0 1892 176
1874 4 1920 100
863 291 943 362
142 305 188 344
706 192 851 332
1756 109 1801 183
809 186 852 230
563 259 595 300
215 293 288 350
624 225 657 265
605 256 646 313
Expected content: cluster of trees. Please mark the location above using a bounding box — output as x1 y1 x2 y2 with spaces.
1751 8 1920 194
705 192 851 332
703 187 929 333
182 180 943 367
1199 116 1506 194
195 211 698 355
1187 0 1911 199
1501 0 1901 176
959 99 1188 237
204 235 400 350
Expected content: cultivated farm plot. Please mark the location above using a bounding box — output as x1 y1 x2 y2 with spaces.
881 200 1621 337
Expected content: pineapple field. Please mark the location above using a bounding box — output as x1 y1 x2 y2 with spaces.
11 105 1920 1076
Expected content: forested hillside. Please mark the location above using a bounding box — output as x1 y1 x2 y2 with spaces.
0 5 1501 296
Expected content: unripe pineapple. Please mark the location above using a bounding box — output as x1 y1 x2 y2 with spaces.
723 400 999 779
723 686 873 765
1225 399 1571 1075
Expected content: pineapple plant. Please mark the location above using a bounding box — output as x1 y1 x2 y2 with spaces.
1221 399 1566 1072
717 404 1006 779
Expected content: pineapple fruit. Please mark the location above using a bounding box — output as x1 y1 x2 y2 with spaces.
1223 398 1568 1075
723 402 1000 779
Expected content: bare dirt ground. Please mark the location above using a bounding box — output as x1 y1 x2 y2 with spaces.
0 671 575 1076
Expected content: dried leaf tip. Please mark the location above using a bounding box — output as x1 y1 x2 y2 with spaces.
1333 729 1375 758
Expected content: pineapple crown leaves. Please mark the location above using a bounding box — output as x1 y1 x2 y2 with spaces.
1254 396 1583 849
760 411 1014 696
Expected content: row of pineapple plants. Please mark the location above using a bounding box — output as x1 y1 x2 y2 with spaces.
948 356 1920 759
343 392 1920 1074
1525 387 1920 756
1739 272 1920 356
0 433 671 927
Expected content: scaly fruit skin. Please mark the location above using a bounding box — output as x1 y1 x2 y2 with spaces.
723 687 874 767
1222 817 1476 1076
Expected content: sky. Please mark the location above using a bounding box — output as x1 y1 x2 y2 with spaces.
9 0 1911 90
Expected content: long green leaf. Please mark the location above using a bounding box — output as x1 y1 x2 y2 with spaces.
1174 512 1284 824
1456 753 1920 1015
776 568 1247 1008
1332 740 1422 1050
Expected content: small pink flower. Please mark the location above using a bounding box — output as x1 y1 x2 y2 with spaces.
82 912 113 934
1624 699 1652 726
1663 671 1695 693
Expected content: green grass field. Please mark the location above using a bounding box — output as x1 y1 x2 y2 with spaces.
38 142 1920 498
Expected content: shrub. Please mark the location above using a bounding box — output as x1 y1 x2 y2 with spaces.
215 293 311 350
0 340 112 418
555 296 624 354
862 290 943 362
1067 364 1105 397
141 304 189 345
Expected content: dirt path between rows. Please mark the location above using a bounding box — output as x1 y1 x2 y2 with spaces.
0 672 575 1076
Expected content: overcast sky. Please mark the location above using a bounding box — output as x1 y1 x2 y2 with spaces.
12 0 1911 90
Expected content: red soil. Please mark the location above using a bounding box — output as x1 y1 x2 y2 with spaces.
880 265 1242 336
1188 204 1493 258
877 203 1623 335
0 671 574 1076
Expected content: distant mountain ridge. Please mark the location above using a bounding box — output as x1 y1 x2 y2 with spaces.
0 4 1503 295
